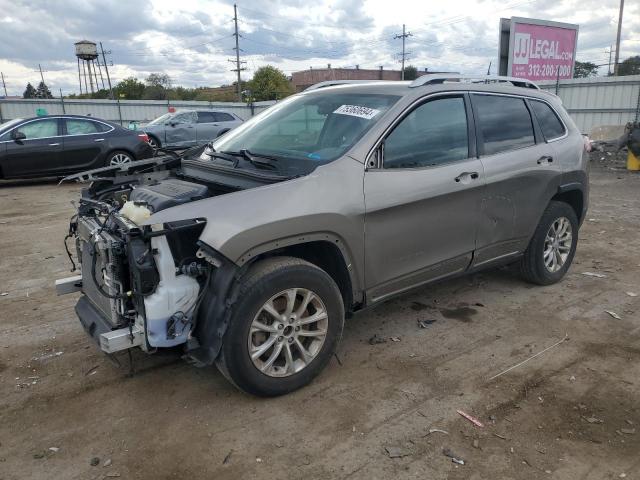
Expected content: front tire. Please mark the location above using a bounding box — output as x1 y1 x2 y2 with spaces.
520 201 579 285
216 257 344 397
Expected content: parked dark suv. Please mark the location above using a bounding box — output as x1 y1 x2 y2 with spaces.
0 115 153 179
57 75 588 396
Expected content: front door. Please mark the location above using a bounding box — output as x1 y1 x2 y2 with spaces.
1 118 63 178
364 94 484 303
165 111 197 147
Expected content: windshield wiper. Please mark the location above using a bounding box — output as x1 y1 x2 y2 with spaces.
220 149 279 170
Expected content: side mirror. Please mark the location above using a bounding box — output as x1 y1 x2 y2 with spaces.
11 130 26 141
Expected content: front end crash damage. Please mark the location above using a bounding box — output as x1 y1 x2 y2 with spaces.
55 151 285 364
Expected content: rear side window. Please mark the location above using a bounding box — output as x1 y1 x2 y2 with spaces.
530 100 566 140
65 119 109 135
197 111 216 123
384 96 469 169
214 112 235 122
473 94 535 155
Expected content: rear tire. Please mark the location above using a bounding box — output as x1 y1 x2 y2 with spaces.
520 201 579 285
106 150 133 167
216 257 344 397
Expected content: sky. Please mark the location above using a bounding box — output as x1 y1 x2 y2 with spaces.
0 0 638 96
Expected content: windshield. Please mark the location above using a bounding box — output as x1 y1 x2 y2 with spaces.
212 92 400 164
148 113 173 125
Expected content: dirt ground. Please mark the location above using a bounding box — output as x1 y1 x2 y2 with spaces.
1 153 639 480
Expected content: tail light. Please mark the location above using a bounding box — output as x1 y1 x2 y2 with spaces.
137 133 150 143
582 135 592 152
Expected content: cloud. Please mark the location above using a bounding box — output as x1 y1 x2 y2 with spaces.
0 0 637 96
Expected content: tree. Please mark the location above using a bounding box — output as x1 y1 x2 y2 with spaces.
115 77 146 99
403 65 418 80
23 83 37 99
247 66 293 101
618 56 640 76
35 81 53 99
573 61 599 78
146 73 172 89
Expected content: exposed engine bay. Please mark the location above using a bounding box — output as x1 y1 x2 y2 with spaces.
57 147 293 360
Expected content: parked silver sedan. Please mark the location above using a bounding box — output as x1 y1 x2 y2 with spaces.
142 109 243 149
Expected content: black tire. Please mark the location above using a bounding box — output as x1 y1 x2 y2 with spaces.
216 256 344 397
105 150 134 167
520 201 579 285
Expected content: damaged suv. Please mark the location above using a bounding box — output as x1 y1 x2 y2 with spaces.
57 75 588 396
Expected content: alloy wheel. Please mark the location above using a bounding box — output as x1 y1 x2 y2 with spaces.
109 153 133 166
543 216 573 273
248 288 328 377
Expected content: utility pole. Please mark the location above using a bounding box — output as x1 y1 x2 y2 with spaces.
38 64 45 85
1 72 7 97
394 24 412 80
99 42 115 99
231 4 247 101
614 0 624 76
607 45 613 76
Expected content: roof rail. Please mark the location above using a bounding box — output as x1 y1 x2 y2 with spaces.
304 80 386 91
409 74 540 90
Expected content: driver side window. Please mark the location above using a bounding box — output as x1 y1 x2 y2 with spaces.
173 112 196 124
384 96 469 169
13 119 59 140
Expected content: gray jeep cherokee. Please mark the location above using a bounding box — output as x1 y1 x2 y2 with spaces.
57 75 589 396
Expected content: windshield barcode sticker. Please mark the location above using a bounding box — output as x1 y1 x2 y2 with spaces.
333 105 380 120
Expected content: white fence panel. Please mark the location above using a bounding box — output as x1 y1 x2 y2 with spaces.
538 75 640 133
0 98 276 125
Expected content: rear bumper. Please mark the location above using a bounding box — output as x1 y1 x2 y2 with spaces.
134 141 154 160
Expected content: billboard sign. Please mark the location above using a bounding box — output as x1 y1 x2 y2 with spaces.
498 17 579 81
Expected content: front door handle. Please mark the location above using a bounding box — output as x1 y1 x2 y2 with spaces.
48 143 60 146
537 155 553 165
94 138 105 142
455 171 479 183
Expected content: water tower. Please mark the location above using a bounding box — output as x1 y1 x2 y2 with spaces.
75 40 105 95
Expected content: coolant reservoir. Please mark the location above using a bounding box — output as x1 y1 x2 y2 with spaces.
120 201 152 225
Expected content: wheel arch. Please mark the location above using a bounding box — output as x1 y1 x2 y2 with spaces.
552 183 585 224
238 234 362 313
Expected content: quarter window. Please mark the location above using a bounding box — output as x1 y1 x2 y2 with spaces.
473 94 535 155
14 119 58 139
384 96 469 169
530 100 566 140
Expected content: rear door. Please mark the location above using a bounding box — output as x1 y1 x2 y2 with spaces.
364 94 484 302
195 111 220 144
0 118 63 177
213 111 241 134
165 111 197 147
61 118 112 171
470 93 561 267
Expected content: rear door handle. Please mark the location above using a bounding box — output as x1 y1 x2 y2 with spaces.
455 171 479 183
48 143 60 146
537 155 553 165
94 138 105 142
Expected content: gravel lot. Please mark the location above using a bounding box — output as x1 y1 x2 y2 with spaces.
1 155 639 480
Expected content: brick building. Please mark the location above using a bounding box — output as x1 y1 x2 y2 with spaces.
290 66 455 92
